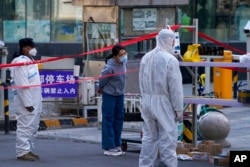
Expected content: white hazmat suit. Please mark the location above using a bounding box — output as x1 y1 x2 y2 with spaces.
139 29 184 167
11 55 42 157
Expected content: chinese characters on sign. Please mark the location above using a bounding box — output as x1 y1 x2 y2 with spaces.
40 70 78 98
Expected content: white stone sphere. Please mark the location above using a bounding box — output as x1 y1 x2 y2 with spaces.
198 111 230 140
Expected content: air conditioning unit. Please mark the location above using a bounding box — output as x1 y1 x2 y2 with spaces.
79 77 96 105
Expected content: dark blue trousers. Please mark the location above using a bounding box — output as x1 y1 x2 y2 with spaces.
101 92 124 150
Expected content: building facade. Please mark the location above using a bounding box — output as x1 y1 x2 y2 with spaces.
0 0 249 67
0 0 83 67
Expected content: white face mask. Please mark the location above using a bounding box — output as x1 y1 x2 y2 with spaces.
29 48 37 56
119 54 128 63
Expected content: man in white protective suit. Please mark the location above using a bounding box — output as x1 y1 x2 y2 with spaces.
11 38 42 161
139 28 183 167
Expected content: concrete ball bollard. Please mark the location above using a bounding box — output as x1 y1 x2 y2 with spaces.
198 111 231 147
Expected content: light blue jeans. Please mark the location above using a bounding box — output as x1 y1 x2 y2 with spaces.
102 92 124 150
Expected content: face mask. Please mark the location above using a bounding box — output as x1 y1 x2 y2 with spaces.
119 54 128 63
29 48 37 56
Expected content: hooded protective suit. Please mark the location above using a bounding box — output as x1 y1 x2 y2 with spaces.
139 29 183 167
11 55 42 157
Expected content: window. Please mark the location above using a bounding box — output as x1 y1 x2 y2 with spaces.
196 0 230 42
51 0 83 42
120 7 176 56
3 0 26 42
1 0 83 43
0 1 2 40
121 8 175 37
85 22 117 60
27 0 50 42
233 1 250 41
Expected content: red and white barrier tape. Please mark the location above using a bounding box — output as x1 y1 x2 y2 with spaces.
0 24 248 90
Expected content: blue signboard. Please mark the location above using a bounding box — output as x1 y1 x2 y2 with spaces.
40 70 78 98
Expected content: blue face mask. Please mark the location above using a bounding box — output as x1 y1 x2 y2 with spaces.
119 54 128 63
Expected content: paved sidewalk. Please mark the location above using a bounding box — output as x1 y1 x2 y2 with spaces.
36 106 250 167
1 106 250 167
37 107 250 151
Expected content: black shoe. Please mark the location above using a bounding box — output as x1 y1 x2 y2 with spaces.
17 152 37 161
29 152 40 159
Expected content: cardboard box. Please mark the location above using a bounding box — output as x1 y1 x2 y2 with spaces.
209 156 214 164
184 143 194 149
187 151 209 161
198 142 222 156
198 144 206 150
190 148 200 152
204 140 215 145
209 156 229 166
176 147 189 155
176 142 189 154
177 141 183 148
204 145 222 156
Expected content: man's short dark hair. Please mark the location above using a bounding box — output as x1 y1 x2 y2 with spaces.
19 38 36 50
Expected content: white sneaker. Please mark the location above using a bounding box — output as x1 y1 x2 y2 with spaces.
104 149 123 156
116 147 126 155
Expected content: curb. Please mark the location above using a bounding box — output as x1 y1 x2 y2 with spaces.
0 117 96 131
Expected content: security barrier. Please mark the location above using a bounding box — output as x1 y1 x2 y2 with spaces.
183 118 193 143
213 50 233 100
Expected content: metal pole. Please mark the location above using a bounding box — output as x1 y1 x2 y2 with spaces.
204 57 211 94
233 71 238 99
0 46 8 118
192 19 199 147
246 33 250 89
247 34 250 53
0 50 7 83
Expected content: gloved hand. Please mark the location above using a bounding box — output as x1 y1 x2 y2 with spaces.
98 89 102 95
175 111 183 122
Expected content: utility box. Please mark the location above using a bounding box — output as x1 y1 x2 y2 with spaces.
213 50 233 101
79 77 96 105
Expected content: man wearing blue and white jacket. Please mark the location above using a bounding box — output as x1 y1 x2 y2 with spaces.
99 44 127 156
